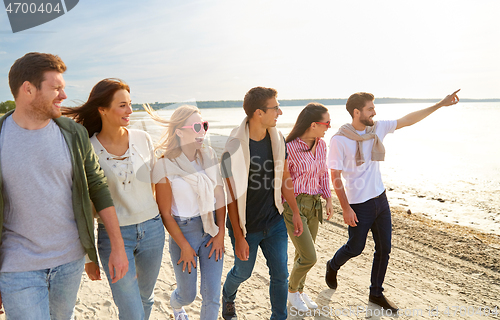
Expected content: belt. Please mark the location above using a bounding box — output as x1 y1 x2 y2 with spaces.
372 190 386 199
296 193 324 223
174 214 201 221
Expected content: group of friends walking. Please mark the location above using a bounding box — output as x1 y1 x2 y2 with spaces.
0 52 460 320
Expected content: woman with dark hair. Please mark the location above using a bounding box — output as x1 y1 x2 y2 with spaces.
63 79 165 320
284 103 333 312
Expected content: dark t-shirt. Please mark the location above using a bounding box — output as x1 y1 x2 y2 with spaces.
221 132 287 234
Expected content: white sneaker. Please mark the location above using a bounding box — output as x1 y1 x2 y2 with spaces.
173 307 189 320
301 293 318 309
288 291 309 312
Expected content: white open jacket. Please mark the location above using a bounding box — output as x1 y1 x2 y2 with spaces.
222 117 286 237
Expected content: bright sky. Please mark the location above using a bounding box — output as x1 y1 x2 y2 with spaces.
0 0 499 103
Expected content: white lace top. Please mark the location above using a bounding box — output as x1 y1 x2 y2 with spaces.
90 129 159 226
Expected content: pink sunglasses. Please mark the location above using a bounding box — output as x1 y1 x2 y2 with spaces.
181 121 209 133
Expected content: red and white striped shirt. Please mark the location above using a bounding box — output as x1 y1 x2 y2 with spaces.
287 137 331 199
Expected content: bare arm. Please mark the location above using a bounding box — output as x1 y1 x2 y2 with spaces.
98 206 129 283
225 177 249 261
206 185 226 261
396 89 460 130
84 215 101 281
282 159 303 237
155 179 197 273
319 154 333 219
331 169 358 227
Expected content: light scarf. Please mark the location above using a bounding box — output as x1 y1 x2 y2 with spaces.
335 122 385 166
222 117 286 237
162 147 219 237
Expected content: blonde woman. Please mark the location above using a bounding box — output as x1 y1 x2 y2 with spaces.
63 79 164 320
146 105 226 320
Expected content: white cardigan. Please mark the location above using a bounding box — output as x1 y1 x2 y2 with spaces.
90 128 159 226
222 117 286 237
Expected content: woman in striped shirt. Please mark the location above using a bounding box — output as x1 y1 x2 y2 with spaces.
284 103 333 312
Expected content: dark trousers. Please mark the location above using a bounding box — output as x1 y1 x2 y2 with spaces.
330 191 392 296
223 219 289 320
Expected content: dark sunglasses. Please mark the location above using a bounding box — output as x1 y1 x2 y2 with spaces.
181 121 209 133
315 120 331 128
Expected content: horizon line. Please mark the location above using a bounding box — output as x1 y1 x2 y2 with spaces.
131 97 500 106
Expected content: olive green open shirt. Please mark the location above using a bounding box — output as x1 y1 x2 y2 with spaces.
0 110 114 265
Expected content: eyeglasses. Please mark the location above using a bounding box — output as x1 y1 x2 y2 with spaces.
263 106 280 111
181 121 209 133
315 120 331 128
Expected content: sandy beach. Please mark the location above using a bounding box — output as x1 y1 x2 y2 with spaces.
1 192 498 319
0 186 497 319
71 197 500 319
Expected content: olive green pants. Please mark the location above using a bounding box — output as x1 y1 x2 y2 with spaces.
283 193 323 292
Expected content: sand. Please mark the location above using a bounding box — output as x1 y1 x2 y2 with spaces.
0 196 498 319
68 197 500 319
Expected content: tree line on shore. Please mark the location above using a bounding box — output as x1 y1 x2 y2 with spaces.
132 97 500 111
0 100 15 113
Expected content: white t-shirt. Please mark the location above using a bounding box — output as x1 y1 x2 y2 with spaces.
170 160 211 218
328 120 397 204
153 148 223 218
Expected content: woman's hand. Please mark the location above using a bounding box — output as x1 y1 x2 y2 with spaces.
207 232 225 262
292 211 304 237
85 261 102 281
178 244 197 274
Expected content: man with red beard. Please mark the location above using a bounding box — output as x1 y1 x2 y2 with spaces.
0 52 128 319
326 90 460 312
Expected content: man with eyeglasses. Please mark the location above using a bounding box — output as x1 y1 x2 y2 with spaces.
326 90 460 312
220 86 303 320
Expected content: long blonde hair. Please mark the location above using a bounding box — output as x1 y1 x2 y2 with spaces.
143 104 201 159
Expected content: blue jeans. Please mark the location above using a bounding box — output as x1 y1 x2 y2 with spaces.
223 218 288 320
0 257 85 320
330 191 392 296
98 215 165 320
169 215 224 320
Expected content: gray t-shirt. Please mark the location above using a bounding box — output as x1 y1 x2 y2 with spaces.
0 116 85 272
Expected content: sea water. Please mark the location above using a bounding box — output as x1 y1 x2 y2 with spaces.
130 102 500 235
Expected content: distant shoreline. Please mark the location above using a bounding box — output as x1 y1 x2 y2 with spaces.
134 98 500 110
